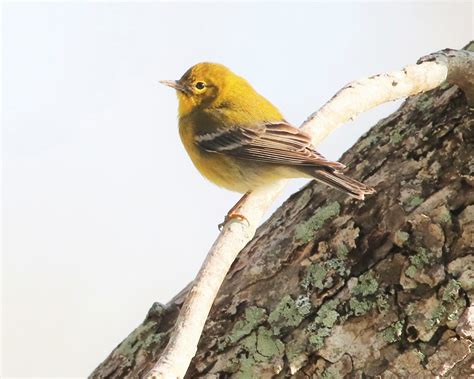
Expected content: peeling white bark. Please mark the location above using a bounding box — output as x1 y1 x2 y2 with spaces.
145 49 472 379
302 62 448 144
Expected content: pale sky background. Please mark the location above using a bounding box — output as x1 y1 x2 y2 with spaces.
2 1 472 377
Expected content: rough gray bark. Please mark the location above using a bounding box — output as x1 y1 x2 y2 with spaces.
92 54 473 379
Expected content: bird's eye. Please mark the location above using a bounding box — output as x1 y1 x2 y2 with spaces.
195 82 206 90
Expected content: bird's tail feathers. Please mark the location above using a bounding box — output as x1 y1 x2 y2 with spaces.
310 169 376 200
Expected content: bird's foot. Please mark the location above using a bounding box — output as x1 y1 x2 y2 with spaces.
218 212 249 231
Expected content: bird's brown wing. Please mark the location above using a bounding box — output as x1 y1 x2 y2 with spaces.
195 122 345 169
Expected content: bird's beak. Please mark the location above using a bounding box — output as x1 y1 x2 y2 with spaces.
159 80 189 94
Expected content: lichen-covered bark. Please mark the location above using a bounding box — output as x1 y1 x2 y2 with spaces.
92 80 473 378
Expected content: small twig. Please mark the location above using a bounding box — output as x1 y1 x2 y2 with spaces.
146 48 473 379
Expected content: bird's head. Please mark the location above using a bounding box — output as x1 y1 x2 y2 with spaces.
160 62 254 117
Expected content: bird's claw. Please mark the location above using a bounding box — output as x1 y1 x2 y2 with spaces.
218 213 249 231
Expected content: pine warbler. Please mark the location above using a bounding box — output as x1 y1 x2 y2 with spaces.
161 63 374 220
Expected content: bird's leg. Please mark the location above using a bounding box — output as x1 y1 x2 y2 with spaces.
218 192 251 230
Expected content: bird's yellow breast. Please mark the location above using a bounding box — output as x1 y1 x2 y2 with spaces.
178 118 246 192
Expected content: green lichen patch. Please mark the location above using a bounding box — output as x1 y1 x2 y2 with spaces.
308 327 333 349
301 248 351 292
326 240 352 277
143 332 165 348
233 327 284 378
337 244 349 258
351 272 379 296
325 257 350 277
394 230 409 247
234 356 256 379
295 202 341 243
315 300 340 328
268 295 310 335
435 207 452 224
390 130 403 144
232 326 285 378
447 297 466 322
307 299 340 349
404 195 425 210
409 247 431 269
442 279 461 302
318 243 351 277
381 320 405 343
256 327 285 357
442 279 466 322
405 265 417 278
405 246 433 278
234 334 262 379
376 294 391 313
301 263 328 291
295 295 312 316
349 298 374 316
425 304 447 329
321 368 337 379
115 321 159 364
347 272 380 316
424 280 466 330
357 134 378 151
223 306 267 347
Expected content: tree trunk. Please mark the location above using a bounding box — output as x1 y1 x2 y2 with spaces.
91 70 473 378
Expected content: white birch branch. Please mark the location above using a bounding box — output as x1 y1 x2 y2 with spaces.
146 48 473 379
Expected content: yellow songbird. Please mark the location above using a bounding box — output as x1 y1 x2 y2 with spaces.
161 63 374 222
